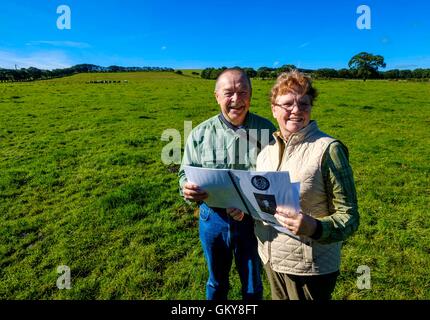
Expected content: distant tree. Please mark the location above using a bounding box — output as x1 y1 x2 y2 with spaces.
0 69 7 81
27 67 42 79
413 68 430 79
17 68 29 80
175 70 183 75
257 67 272 79
314 68 339 79
269 70 278 79
242 67 257 78
107 65 126 72
338 68 352 79
200 68 210 79
399 69 412 79
277 64 296 73
411 68 424 79
383 69 400 79
348 52 386 81
72 64 100 72
209 68 222 79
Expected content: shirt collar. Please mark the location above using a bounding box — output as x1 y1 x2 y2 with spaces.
218 112 250 132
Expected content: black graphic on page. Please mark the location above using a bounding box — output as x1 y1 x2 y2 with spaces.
253 193 277 215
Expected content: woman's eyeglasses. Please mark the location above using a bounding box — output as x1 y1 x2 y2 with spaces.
274 100 311 112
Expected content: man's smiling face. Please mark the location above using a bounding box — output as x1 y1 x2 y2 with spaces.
215 71 251 126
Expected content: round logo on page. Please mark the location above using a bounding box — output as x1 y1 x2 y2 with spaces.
251 175 270 191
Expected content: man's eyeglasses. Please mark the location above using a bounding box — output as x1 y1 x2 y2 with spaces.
274 101 311 112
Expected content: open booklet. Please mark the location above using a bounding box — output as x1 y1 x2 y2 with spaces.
184 165 301 239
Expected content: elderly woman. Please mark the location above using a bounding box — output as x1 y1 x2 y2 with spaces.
255 70 359 300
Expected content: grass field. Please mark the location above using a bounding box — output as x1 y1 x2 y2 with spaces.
0 72 429 299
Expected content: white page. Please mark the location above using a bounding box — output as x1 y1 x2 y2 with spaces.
230 170 301 239
183 165 248 212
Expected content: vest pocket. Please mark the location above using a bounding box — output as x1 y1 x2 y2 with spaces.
302 240 313 264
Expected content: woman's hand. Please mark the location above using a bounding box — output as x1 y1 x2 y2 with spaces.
274 207 317 236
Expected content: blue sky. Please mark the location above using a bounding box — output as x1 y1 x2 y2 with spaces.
1 0 429 70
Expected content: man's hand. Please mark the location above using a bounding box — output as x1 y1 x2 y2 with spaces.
274 206 317 236
226 208 245 221
182 182 208 202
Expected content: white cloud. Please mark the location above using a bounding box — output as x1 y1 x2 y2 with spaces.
26 41 91 49
381 37 390 44
298 42 310 49
273 61 279 66
0 50 72 70
161 46 167 50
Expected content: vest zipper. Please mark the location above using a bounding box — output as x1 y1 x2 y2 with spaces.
268 226 272 266
277 134 295 171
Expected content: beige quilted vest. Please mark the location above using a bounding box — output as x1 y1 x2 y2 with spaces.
255 121 342 275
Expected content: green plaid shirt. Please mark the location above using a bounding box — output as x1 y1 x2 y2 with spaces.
316 140 359 243
273 128 359 243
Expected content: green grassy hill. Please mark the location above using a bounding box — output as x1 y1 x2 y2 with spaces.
0 72 429 299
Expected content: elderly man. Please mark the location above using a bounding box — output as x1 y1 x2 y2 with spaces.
178 68 276 300
255 70 359 300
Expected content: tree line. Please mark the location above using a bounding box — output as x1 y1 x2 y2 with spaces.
201 66 430 81
0 64 174 82
200 53 430 81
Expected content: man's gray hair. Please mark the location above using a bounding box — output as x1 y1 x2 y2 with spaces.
214 68 252 95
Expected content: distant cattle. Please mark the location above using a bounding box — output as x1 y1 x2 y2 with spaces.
86 80 127 84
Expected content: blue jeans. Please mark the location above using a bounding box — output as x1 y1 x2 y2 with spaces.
199 203 263 300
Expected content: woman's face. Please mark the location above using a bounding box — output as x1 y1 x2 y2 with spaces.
272 92 312 138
